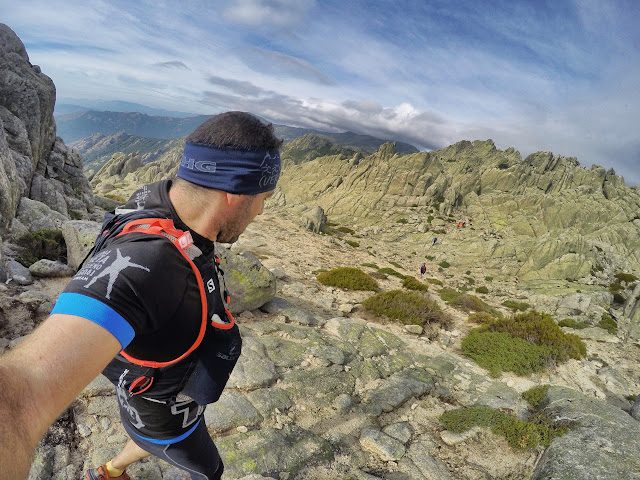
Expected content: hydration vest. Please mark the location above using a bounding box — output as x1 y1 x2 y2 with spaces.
85 208 241 405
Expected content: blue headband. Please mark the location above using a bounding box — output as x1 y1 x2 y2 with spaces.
177 141 281 194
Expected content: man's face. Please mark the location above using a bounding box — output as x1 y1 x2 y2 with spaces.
216 190 274 243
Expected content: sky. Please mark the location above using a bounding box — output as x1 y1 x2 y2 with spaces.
3 0 640 186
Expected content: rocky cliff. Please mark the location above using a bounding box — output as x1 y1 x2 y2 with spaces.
0 24 94 235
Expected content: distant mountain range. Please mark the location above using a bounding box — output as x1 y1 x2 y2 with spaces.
56 104 419 174
55 99 198 117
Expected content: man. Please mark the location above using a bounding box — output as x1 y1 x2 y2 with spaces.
0 111 282 479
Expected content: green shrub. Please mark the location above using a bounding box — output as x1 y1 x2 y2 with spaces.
346 240 360 248
311 268 327 275
439 287 493 313
390 261 403 269
465 270 471 275
502 300 531 312
361 263 379 269
402 276 429 291
16 229 67 267
427 215 434 223
369 270 388 280
335 226 355 235
467 312 499 324
614 272 638 283
379 267 406 279
427 277 443 286
558 318 588 329
440 405 573 449
425 255 435 261
396 218 408 224
465 276 475 285
485 276 494 282
475 286 489 294
316 267 378 291
461 330 555 377
609 282 623 293
522 385 550 409
363 290 451 328
486 311 587 362
439 260 450 268
597 313 618 334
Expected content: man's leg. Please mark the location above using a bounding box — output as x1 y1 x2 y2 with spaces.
86 439 151 479
108 439 152 473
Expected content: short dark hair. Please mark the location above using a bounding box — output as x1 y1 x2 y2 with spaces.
187 111 283 150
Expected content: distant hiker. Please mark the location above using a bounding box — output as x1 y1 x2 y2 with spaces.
0 111 283 480
433 237 438 245
462 222 466 227
420 263 426 276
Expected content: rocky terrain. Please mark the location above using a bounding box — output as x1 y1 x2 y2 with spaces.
4 210 640 480
2 21 640 479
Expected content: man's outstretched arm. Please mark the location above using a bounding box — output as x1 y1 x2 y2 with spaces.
0 313 122 479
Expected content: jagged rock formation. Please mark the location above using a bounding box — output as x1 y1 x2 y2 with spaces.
72 131 182 176
0 24 94 236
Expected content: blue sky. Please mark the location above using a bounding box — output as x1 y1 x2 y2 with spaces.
3 0 640 185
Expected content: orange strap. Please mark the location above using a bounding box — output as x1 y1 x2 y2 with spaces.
114 218 232 368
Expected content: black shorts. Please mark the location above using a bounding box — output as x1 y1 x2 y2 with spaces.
122 416 223 480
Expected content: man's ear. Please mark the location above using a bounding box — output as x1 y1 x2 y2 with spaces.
225 192 242 207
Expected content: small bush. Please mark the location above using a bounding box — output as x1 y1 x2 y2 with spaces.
440 405 573 449
369 271 388 280
462 330 555 377
439 260 451 268
502 300 530 312
425 255 435 261
361 263 379 269
439 287 493 313
316 267 378 291
346 240 360 248
461 311 587 376
522 385 550 409
427 277 443 286
402 276 429 291
597 313 618 334
16 229 67 267
609 282 623 293
485 276 494 282
311 268 328 275
397 218 408 224
486 311 587 362
615 272 638 283
465 276 476 285
363 290 451 328
558 318 589 329
390 261 403 269
336 226 356 235
475 286 489 294
427 215 434 223
467 312 498 324
465 270 471 275
379 267 406 279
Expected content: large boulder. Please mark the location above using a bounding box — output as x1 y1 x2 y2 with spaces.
62 220 101 270
217 248 276 314
531 386 640 479
304 206 327 234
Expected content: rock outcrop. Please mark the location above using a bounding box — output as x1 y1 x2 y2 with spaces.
0 23 94 237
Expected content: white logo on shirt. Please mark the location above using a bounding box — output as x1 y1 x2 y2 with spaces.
83 249 150 299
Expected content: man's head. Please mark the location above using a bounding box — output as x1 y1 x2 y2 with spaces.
172 112 283 243
176 111 283 195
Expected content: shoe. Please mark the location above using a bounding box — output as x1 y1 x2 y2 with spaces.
85 465 130 480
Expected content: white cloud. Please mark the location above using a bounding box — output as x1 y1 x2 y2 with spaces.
221 0 316 27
